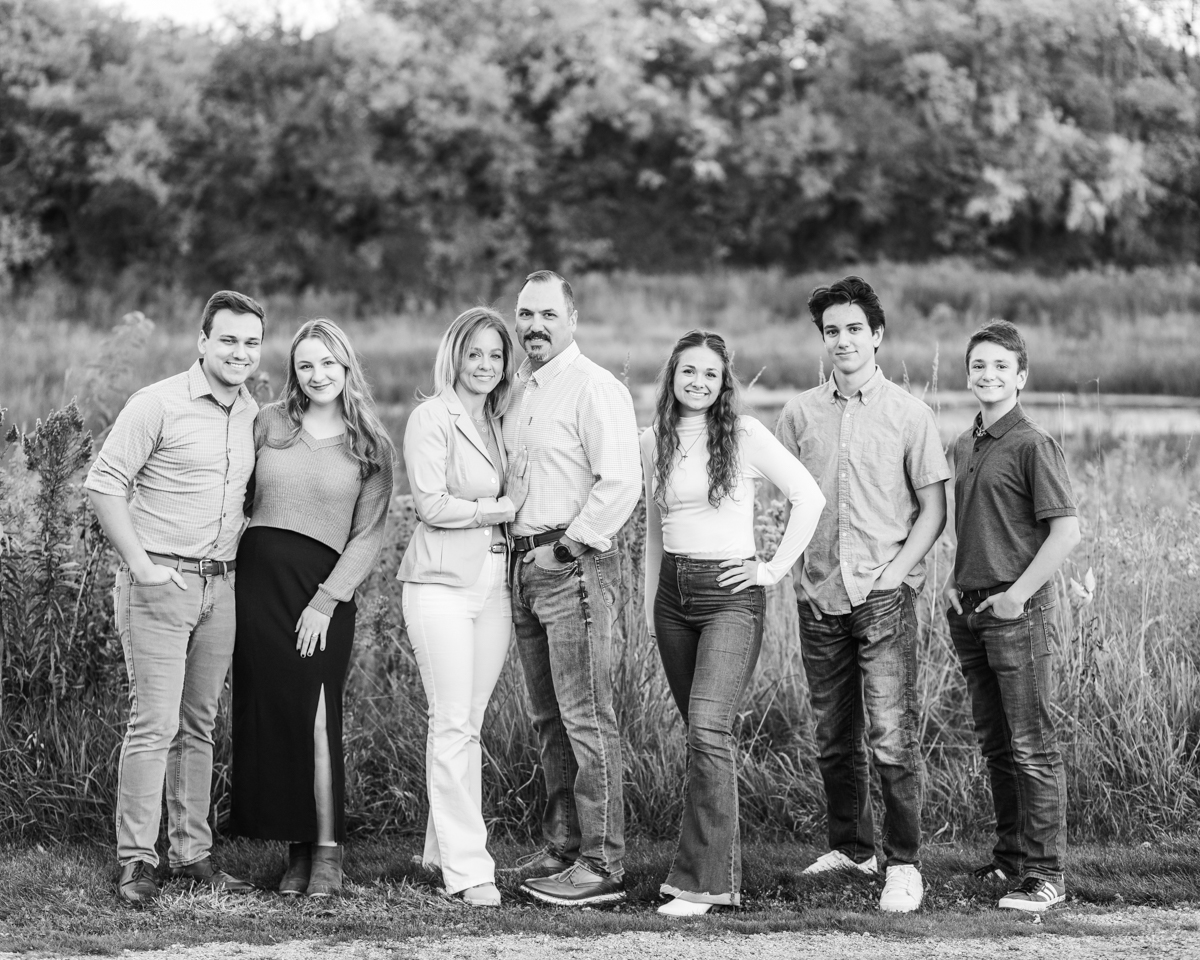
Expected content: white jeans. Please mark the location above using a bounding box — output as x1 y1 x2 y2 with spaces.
402 551 512 893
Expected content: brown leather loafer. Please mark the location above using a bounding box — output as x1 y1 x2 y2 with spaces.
117 860 160 906
171 857 255 893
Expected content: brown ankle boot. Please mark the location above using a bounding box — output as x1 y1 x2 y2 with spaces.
306 844 343 897
279 843 312 896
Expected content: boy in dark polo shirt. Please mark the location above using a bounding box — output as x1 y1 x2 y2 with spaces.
944 319 1081 913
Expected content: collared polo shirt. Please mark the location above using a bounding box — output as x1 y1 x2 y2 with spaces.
951 402 1076 591
502 340 640 552
85 360 258 561
775 367 950 615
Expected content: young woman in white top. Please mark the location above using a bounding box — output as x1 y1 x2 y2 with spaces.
397 307 528 907
641 330 825 915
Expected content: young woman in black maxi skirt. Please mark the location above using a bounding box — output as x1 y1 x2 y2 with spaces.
231 318 394 896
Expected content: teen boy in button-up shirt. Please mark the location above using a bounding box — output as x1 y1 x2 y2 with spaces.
775 276 949 914
86 291 264 905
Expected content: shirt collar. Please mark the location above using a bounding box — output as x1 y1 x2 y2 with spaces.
190 359 252 409
828 366 885 405
519 340 581 387
973 401 1026 439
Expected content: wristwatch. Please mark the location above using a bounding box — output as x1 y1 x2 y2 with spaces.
552 540 576 564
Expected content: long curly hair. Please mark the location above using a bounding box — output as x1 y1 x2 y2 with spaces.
273 318 395 479
652 330 743 514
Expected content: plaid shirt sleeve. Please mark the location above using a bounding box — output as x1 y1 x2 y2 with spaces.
564 378 641 551
85 391 165 497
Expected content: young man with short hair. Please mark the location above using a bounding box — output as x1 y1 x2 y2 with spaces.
86 291 265 905
944 319 1080 913
775 275 949 913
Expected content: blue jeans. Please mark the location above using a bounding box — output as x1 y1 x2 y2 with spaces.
511 548 625 880
797 585 924 868
947 582 1066 883
654 553 764 906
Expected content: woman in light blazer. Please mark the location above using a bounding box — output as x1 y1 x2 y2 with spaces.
397 306 527 907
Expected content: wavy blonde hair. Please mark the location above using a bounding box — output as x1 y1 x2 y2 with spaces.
274 318 395 479
425 306 516 418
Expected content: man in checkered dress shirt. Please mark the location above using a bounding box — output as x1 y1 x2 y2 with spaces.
503 270 640 906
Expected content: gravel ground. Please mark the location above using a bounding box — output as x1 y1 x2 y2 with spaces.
7 910 1200 960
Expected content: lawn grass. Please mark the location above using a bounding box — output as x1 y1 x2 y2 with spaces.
2 838 1199 952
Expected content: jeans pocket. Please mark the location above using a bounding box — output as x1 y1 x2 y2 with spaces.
532 556 577 577
594 550 621 608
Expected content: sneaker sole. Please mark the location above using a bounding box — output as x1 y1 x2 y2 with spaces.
520 885 626 906
879 902 921 913
998 895 1065 913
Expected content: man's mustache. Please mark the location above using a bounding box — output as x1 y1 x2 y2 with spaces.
523 332 551 344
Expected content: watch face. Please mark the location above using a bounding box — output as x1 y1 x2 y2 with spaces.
553 542 574 564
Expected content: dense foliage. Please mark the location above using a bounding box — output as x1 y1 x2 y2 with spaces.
1 0 1198 307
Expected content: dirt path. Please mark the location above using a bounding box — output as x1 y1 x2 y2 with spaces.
9 910 1200 960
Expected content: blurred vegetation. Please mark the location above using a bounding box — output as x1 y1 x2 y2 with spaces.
1 0 1199 316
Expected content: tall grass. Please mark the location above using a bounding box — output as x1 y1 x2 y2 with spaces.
4 263 1200 436
2 386 1198 844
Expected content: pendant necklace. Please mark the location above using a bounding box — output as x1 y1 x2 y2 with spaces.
677 424 706 461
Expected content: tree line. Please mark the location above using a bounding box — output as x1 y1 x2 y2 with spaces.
2 0 1198 307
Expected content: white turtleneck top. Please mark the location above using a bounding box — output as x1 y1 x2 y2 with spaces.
640 414 826 621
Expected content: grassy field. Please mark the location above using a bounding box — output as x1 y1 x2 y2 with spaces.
1 838 1198 953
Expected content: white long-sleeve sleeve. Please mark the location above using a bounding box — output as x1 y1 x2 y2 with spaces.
740 417 826 585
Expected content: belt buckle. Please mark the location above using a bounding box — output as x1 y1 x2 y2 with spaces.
489 542 506 554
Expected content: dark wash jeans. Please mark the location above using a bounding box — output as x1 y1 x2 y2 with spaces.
654 553 764 906
797 585 924 868
946 582 1066 884
511 547 625 880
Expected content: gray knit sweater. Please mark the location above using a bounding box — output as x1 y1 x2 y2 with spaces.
246 402 394 615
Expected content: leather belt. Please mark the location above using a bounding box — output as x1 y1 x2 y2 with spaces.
509 528 568 554
147 553 236 576
958 582 1013 609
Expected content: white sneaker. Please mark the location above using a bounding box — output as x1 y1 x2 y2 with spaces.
802 850 879 875
657 897 713 916
878 864 923 912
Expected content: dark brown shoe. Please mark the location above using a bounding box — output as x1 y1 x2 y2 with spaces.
117 860 160 906
306 844 343 898
279 843 312 896
499 846 575 878
171 857 255 893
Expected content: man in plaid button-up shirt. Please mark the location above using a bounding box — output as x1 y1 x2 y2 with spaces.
504 271 640 907
86 291 265 905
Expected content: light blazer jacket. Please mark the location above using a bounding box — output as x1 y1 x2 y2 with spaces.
397 391 514 586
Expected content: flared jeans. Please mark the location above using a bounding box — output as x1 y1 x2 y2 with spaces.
654 553 765 906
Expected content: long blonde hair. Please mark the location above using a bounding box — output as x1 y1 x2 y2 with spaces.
425 306 516 419
274 318 395 479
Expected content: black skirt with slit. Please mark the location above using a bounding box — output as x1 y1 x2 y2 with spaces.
230 526 356 842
